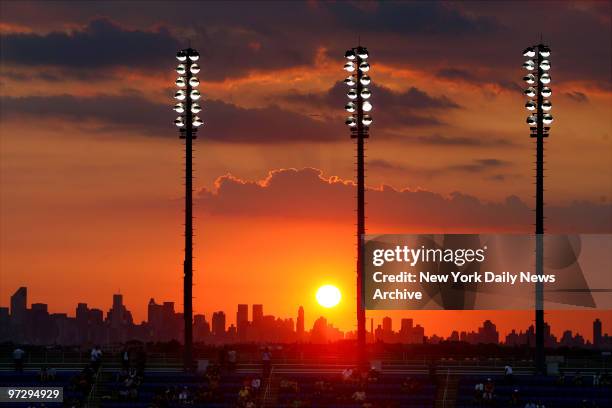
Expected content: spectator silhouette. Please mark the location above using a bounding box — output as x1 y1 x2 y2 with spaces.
13 347 25 372
262 347 272 377
90 345 103 371
120 347 130 370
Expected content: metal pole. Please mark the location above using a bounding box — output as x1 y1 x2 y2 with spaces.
534 43 545 375
355 50 367 370
182 50 194 372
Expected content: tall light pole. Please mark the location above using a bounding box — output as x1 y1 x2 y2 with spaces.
343 46 373 370
522 44 553 375
173 48 203 371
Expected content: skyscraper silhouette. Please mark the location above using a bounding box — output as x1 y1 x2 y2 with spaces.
212 311 226 337
10 287 27 326
297 306 305 341
252 304 263 324
237 304 248 340
594 318 602 349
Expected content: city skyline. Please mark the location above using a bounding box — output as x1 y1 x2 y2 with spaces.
2 286 610 347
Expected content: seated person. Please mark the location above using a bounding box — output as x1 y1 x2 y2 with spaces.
483 378 495 396
504 364 514 383
352 389 367 403
280 378 299 392
238 386 250 401
39 366 48 382
251 377 261 393
556 372 565 386
474 382 484 401
178 386 190 403
573 371 583 386
367 368 380 382
510 389 520 406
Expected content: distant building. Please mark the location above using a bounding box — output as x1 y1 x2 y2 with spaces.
194 314 210 341
0 307 9 341
147 299 181 342
593 318 602 349
237 304 248 340
504 323 557 347
212 311 226 337
107 294 133 342
382 316 393 343
311 316 343 343
296 306 305 341
478 320 499 344
30 303 52 344
371 317 423 344
560 330 585 348
252 304 263 324
10 287 27 326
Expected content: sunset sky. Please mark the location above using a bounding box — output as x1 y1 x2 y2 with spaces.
1 1 611 340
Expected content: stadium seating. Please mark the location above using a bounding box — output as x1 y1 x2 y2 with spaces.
276 372 436 408
99 370 436 408
456 374 609 408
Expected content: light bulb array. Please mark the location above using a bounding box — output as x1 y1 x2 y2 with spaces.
344 46 373 129
173 48 203 130
523 45 553 128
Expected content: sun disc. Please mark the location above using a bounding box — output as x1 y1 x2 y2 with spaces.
316 284 341 308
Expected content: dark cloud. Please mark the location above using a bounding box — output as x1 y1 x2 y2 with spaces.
0 2 609 87
437 68 522 92
0 18 180 69
448 159 511 173
326 2 501 36
197 167 611 232
369 159 410 172
487 173 522 182
0 93 168 135
286 81 459 128
565 91 589 103
0 93 341 143
308 81 459 110
0 91 516 147
197 26 317 81
204 101 339 143
369 158 512 178
437 68 478 82
0 17 316 81
409 134 515 147
379 85 460 110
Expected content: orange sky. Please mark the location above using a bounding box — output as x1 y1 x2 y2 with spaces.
1 1 611 341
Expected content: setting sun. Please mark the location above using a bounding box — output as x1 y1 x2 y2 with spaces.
316 284 342 308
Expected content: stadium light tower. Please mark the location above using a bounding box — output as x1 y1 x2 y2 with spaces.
173 48 203 371
344 46 373 370
523 43 553 375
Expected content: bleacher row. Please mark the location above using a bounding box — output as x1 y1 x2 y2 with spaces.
276 373 436 408
456 374 609 408
1 370 610 407
100 371 243 408
97 371 437 408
